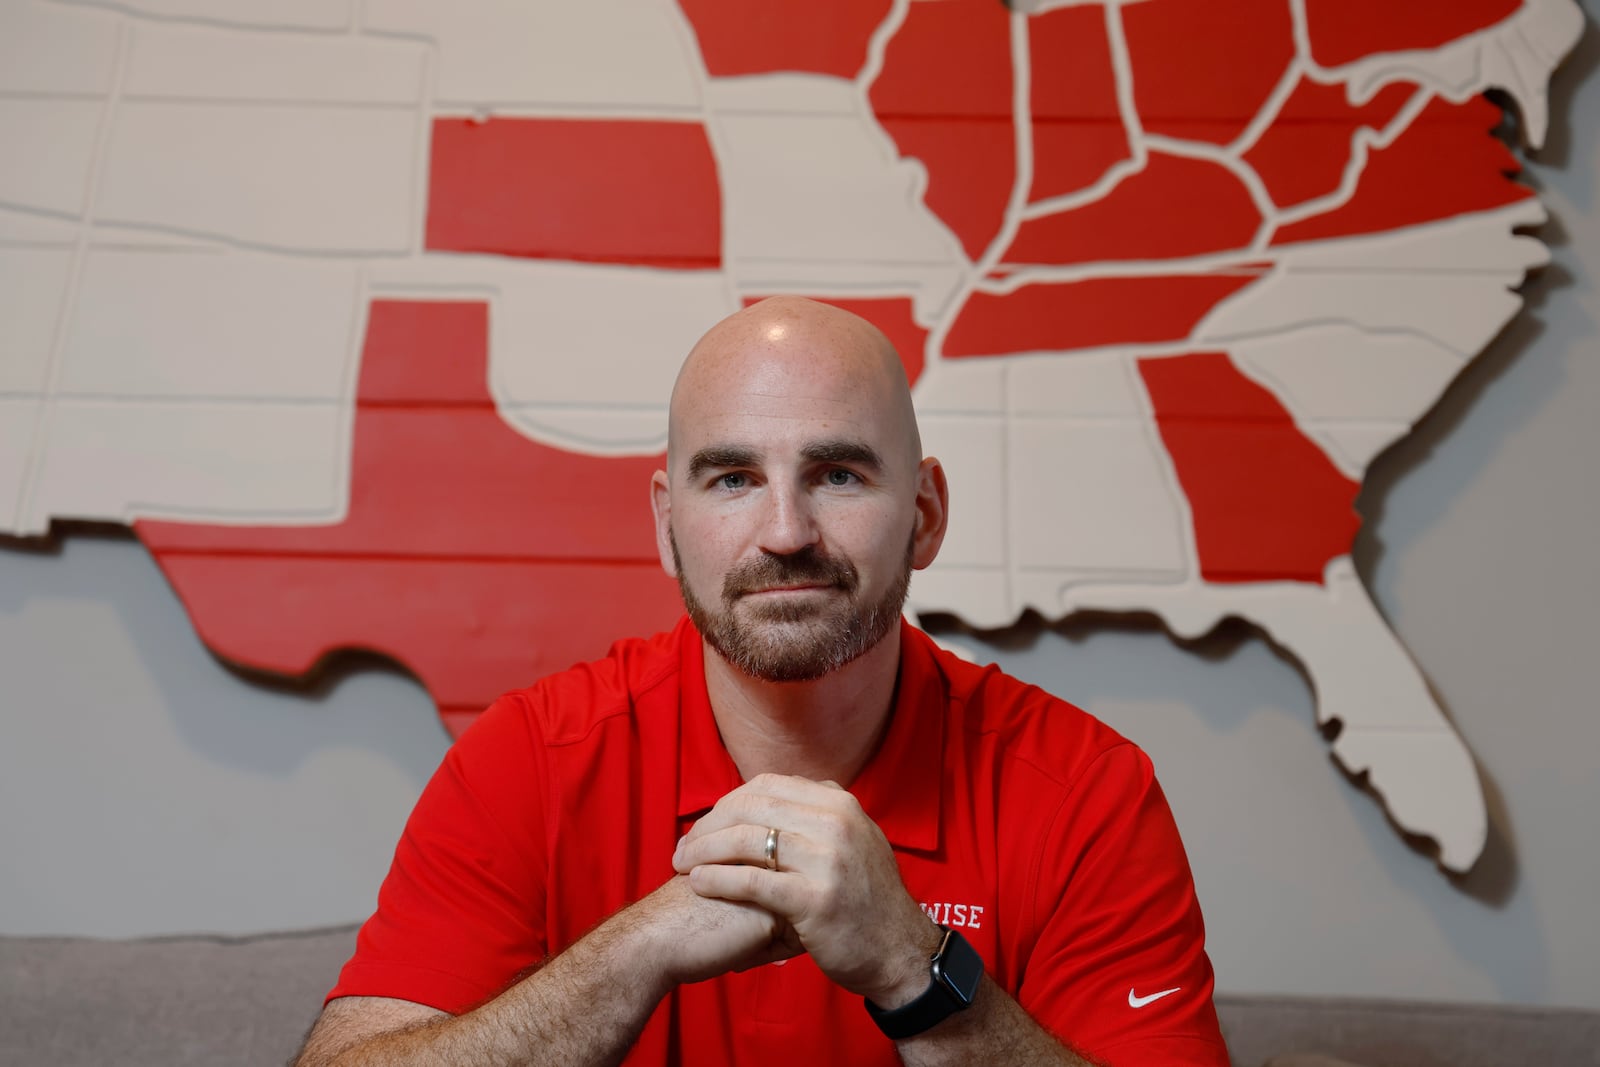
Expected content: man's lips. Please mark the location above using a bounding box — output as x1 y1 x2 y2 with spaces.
742 583 836 595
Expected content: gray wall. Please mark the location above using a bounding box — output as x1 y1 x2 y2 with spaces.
3 21 1597 1011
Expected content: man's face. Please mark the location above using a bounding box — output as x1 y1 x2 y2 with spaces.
653 309 941 683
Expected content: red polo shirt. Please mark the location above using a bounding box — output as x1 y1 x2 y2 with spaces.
331 617 1228 1065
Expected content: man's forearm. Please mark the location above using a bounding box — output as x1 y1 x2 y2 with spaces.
297 876 791 1067
897 975 1101 1067
300 904 670 1067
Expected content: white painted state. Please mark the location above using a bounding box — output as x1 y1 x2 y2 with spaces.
369 257 736 454
0 246 74 395
1282 201 1551 273
701 74 859 116
737 262 966 328
54 0 354 33
59 250 361 400
28 398 346 528
1231 327 1466 470
913 355 1007 415
0 99 103 217
908 565 1013 629
123 22 425 104
0 399 43 530
0 1 118 95
1007 414 1190 577
485 264 730 419
917 350 1193 625
909 361 1014 626
1006 350 1147 417
1200 265 1529 359
97 102 417 253
362 0 703 111
0 210 82 244
915 413 1007 571
1227 560 1488 871
714 93 961 300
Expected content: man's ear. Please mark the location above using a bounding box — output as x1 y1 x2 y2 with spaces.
650 469 677 578
911 457 949 570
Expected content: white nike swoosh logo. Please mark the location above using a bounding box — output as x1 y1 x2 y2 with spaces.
1128 986 1181 1008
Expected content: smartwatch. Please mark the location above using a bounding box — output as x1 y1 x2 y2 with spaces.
864 925 984 1040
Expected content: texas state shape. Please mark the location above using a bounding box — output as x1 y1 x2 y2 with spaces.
134 300 684 739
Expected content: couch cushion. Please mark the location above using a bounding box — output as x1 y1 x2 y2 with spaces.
5 929 1599 1067
1218 993 1600 1067
0 926 356 1067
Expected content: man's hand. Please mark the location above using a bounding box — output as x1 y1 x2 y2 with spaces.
631 874 802 986
671 774 940 1007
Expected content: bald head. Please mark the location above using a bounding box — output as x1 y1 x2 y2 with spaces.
667 297 922 474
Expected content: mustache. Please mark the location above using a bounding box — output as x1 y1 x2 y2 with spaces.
722 547 859 601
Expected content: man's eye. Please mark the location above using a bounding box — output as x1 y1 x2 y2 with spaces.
718 473 747 490
824 469 857 486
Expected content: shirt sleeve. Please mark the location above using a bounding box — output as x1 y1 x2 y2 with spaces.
327 693 551 1014
1017 743 1230 1066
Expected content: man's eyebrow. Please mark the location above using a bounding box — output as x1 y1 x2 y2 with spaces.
802 439 884 471
686 445 761 481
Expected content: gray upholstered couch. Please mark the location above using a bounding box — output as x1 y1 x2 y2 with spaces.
3 927 1596 1066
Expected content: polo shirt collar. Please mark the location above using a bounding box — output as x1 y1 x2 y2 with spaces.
676 618 944 854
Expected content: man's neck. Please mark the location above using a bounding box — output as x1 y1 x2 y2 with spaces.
702 628 903 785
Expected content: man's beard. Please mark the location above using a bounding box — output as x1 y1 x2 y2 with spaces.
670 531 915 683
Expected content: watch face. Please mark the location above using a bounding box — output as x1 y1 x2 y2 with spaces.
932 928 984 1005
864 926 987 1040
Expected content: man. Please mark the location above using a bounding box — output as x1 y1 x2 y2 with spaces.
295 297 1229 1066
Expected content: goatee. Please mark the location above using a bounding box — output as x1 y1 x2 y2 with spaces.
670 532 914 683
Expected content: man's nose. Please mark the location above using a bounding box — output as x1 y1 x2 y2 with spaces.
756 480 820 556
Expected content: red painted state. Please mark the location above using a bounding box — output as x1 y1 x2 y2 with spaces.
676 0 893 79
1138 352 1361 584
1028 4 1129 202
1124 0 1296 145
944 273 1261 357
743 296 929 387
1272 96 1532 247
1244 79 1416 209
873 119 1016 264
425 118 722 269
1305 0 1523 68
137 301 685 737
1004 153 1260 265
869 0 1014 261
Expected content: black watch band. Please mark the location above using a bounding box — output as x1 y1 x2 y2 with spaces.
864 926 984 1040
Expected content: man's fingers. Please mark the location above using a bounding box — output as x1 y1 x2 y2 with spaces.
679 797 786 846
686 862 809 921
674 824 816 875
673 824 767 873
680 775 858 847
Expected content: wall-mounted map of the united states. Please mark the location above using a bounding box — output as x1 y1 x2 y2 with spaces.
0 0 1582 873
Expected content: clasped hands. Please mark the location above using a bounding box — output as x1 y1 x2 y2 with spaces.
663 773 940 1007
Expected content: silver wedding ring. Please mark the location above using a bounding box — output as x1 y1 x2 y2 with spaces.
763 827 781 871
